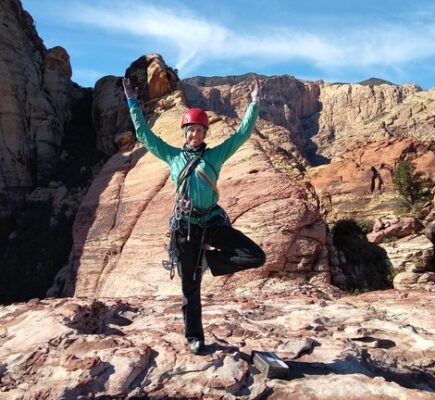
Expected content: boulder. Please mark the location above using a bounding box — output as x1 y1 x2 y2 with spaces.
92 54 180 156
380 234 434 290
368 216 422 244
393 271 435 290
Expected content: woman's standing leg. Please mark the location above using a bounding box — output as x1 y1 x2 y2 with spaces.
176 223 205 343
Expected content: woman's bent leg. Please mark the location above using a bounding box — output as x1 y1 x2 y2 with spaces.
205 225 266 276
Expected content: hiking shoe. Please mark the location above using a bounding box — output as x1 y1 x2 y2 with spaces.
189 339 204 355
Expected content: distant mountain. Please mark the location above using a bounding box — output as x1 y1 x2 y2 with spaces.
185 75 402 88
357 77 395 86
183 72 266 87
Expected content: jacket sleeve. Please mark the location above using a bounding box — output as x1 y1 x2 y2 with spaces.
128 98 179 164
212 102 259 164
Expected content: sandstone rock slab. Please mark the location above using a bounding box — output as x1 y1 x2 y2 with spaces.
1 285 434 399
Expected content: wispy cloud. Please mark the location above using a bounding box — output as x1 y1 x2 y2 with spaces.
73 67 106 87
61 1 435 77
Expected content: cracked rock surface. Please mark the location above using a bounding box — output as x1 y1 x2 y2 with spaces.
1 283 434 399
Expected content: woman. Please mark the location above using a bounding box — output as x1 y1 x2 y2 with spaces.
123 77 265 354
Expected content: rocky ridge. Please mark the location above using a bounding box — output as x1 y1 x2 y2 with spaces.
183 76 435 166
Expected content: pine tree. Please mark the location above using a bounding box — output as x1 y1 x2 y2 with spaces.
392 160 430 214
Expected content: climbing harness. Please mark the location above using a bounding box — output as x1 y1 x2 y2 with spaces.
162 145 221 280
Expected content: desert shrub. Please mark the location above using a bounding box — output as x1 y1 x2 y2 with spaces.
355 219 375 234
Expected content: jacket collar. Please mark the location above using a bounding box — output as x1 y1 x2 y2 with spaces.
183 142 207 155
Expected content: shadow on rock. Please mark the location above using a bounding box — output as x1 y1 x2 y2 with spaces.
130 349 159 389
332 219 392 291
197 342 240 356
350 336 396 349
286 351 435 393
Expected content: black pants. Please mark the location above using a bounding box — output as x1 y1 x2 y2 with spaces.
176 218 266 342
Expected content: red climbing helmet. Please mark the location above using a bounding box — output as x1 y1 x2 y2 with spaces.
181 108 209 129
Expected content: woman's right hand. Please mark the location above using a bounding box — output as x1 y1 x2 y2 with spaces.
122 77 138 99
251 77 261 103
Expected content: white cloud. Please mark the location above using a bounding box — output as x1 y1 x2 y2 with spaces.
65 1 231 72
63 1 435 76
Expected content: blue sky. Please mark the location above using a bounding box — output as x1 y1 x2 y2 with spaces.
21 0 435 89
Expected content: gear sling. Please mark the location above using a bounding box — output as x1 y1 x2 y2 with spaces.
163 150 224 280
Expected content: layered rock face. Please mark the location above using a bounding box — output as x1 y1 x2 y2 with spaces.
184 75 435 229
183 76 435 166
63 58 330 298
308 137 435 221
62 59 435 298
184 75 320 174
315 83 434 160
0 0 80 236
1 285 434 399
0 0 102 304
386 234 435 290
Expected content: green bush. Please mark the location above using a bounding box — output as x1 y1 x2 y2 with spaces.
355 219 375 234
392 160 431 217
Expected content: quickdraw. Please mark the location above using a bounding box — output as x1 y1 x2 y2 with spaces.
162 152 201 279
162 217 180 280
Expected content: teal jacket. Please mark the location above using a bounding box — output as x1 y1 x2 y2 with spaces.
128 98 259 222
